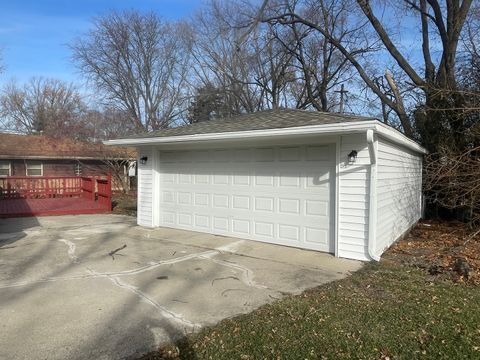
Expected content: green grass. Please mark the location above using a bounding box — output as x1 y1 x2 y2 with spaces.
144 262 480 360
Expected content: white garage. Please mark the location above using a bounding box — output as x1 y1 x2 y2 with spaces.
106 109 427 261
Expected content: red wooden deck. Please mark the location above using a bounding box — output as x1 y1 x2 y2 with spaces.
0 197 110 217
0 176 111 218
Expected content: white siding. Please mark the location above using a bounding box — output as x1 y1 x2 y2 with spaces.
137 146 155 227
375 137 423 254
337 134 370 261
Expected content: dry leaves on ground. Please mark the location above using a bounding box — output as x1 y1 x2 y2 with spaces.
384 220 480 285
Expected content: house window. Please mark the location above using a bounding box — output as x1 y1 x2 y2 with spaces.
75 162 82 176
0 161 11 176
26 161 43 176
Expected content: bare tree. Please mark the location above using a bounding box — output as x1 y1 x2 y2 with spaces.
460 2 480 94
270 0 371 112
190 1 302 114
78 107 138 141
99 148 135 193
0 77 86 137
191 1 266 113
262 0 475 146
71 11 192 132
424 142 480 226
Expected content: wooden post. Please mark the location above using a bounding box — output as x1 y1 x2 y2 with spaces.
107 173 112 210
27 178 30 199
92 176 96 202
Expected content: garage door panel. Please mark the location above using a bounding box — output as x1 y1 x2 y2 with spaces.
178 212 192 226
158 144 335 253
305 199 328 216
213 216 229 232
278 198 300 214
305 227 329 245
254 147 275 162
194 193 209 206
279 146 301 161
194 173 210 184
232 195 250 210
254 175 275 187
212 149 232 162
254 221 275 238
279 172 301 187
194 214 210 229
213 174 230 185
177 192 192 205
232 218 250 235
306 145 331 161
232 174 251 186
254 197 274 212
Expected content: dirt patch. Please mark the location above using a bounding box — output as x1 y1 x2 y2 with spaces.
112 191 137 216
383 220 480 285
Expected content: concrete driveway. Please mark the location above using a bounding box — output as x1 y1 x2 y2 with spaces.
0 214 362 360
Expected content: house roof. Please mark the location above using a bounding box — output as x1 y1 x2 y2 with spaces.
0 133 137 160
127 109 376 139
105 109 427 154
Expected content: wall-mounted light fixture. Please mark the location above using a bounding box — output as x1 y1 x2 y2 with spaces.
140 156 148 165
347 150 358 164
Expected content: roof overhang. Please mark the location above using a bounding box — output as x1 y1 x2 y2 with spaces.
104 120 427 155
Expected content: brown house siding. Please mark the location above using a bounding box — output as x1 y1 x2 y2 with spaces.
10 159 112 177
6 159 131 191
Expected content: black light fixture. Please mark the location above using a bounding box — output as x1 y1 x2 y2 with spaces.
140 156 148 165
347 150 358 164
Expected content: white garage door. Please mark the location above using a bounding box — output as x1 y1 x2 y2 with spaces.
157 143 335 252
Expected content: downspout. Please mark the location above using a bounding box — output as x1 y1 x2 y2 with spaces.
367 129 380 261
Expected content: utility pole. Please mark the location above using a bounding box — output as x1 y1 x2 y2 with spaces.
335 84 348 113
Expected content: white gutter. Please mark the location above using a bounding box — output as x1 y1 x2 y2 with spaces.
104 120 427 155
105 121 378 145
366 129 380 261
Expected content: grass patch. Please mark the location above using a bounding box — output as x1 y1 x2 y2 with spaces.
141 262 480 360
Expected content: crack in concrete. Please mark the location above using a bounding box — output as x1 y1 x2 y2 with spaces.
104 250 219 277
199 254 267 289
0 237 271 331
0 241 264 292
86 268 200 330
58 239 79 263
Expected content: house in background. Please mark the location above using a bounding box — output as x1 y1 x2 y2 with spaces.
0 133 137 190
106 109 427 261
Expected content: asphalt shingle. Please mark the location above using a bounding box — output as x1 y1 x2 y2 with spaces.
127 109 376 139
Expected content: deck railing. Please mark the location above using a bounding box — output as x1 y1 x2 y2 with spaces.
0 176 111 209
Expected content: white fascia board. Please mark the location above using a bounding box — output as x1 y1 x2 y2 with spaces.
104 119 427 155
105 121 377 145
374 122 428 154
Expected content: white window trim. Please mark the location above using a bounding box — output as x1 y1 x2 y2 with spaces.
0 161 11 177
26 161 44 177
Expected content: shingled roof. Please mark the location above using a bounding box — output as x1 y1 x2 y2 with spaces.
127 109 376 139
0 133 136 160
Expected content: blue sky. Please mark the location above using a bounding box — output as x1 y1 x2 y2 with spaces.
0 0 202 85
